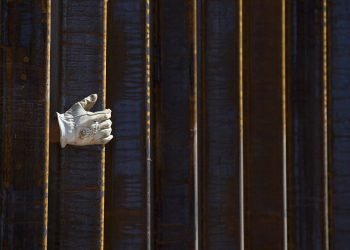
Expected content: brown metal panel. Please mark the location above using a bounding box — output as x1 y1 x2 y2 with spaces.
0 1 50 249
104 0 148 249
287 0 327 249
47 1 106 249
153 0 196 248
198 0 240 249
243 1 285 249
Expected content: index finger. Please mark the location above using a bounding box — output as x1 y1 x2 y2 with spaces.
87 109 112 122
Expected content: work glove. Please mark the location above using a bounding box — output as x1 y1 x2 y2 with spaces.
56 94 113 148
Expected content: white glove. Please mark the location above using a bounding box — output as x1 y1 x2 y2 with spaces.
56 94 113 148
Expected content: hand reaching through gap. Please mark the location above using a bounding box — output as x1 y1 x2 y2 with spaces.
55 94 113 148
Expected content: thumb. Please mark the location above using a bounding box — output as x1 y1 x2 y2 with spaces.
78 94 98 111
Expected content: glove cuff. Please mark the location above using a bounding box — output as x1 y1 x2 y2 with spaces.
56 112 74 148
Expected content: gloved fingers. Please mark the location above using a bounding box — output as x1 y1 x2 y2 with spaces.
96 128 112 139
87 109 112 122
99 119 112 129
101 135 114 144
78 94 98 111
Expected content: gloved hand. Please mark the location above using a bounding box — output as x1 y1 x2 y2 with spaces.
56 94 113 148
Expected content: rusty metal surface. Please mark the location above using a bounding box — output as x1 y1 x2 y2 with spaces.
153 0 195 248
47 1 105 249
198 0 240 249
104 0 148 249
243 1 285 249
0 1 49 249
288 0 327 249
3 1 350 249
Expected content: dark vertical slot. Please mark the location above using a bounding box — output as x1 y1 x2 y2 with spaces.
48 0 62 248
243 1 284 249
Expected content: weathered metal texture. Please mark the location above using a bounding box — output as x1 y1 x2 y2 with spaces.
0 1 49 249
47 1 105 249
329 0 350 248
198 0 240 249
153 0 195 248
288 0 327 249
243 0 284 249
1 1 347 249
104 0 148 249
47 0 61 248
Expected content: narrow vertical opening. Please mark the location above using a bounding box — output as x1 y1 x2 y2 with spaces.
44 0 52 249
47 0 62 248
145 0 152 249
239 0 244 249
193 0 199 249
323 0 330 249
282 0 288 249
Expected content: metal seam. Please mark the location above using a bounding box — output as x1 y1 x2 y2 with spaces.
146 0 152 249
323 0 330 249
44 0 51 249
193 0 199 249
282 0 288 249
100 0 108 249
239 0 244 249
